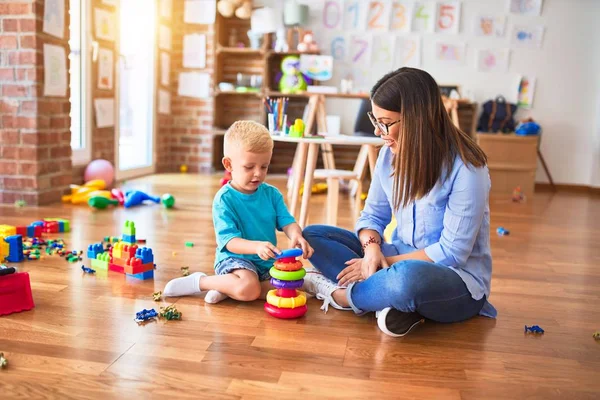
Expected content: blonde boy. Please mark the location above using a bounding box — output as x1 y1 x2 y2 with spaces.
164 121 313 303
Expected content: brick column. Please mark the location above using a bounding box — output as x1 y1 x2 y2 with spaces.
0 0 71 205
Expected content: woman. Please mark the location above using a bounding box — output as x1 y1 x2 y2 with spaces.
302 68 497 337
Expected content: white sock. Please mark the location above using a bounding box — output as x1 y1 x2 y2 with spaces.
204 290 228 304
163 272 205 297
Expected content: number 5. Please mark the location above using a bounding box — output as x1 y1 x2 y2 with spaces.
438 4 454 29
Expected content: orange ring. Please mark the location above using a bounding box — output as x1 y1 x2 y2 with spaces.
273 260 303 271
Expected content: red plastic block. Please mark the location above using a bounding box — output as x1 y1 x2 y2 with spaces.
31 225 42 238
16 226 27 236
0 272 35 316
43 221 59 233
124 258 153 275
109 263 124 274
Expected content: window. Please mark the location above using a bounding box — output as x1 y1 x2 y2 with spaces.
69 0 91 165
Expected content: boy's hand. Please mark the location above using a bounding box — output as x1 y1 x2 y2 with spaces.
256 242 281 261
290 235 314 259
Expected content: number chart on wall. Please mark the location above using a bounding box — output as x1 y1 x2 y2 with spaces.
318 0 462 89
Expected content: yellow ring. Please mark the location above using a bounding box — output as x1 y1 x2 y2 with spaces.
266 290 307 309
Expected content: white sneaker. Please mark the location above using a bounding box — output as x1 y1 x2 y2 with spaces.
303 269 352 313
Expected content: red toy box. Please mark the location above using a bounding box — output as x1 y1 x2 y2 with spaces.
0 272 35 316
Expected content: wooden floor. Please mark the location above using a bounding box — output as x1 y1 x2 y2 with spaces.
0 174 599 399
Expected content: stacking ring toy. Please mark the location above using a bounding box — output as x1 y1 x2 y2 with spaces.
264 303 307 319
266 290 306 308
273 260 303 271
269 267 306 281
276 248 303 259
276 288 298 298
271 277 304 289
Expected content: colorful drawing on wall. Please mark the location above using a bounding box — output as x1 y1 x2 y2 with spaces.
509 0 543 16
43 0 65 39
435 42 466 65
367 0 393 32
412 1 435 33
299 55 334 81
94 8 116 41
43 44 67 97
158 89 171 114
511 25 544 48
160 0 172 19
390 1 413 33
183 33 206 68
98 48 113 90
517 76 536 108
323 0 344 30
477 49 510 72
371 35 395 69
159 25 172 51
342 0 368 30
94 98 115 128
394 36 421 68
474 15 505 37
160 52 170 86
435 1 460 34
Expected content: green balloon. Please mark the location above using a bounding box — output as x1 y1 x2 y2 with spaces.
88 196 119 210
161 193 175 209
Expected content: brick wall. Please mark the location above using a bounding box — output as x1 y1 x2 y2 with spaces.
0 0 72 205
167 1 214 174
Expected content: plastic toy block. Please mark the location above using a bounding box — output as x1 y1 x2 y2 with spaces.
0 240 8 261
16 226 27 236
122 234 136 244
43 221 59 233
124 258 153 275
0 271 35 316
31 221 44 227
44 218 70 233
135 247 154 264
97 252 111 262
111 242 125 259
126 270 154 280
91 258 109 270
87 243 104 260
111 257 128 267
27 225 42 238
109 263 124 274
5 235 24 262
0 225 16 237
123 220 136 236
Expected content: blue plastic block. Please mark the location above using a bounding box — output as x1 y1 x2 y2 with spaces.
31 221 44 227
127 270 154 280
122 234 136 243
5 234 24 262
87 243 104 259
58 221 65 233
26 225 36 237
135 247 154 264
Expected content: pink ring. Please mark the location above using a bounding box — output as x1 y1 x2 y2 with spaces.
264 303 307 319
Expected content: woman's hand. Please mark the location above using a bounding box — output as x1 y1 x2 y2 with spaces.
337 247 389 286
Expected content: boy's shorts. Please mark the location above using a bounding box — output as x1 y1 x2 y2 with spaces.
215 257 271 282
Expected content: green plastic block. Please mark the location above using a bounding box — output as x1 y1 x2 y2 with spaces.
123 220 136 236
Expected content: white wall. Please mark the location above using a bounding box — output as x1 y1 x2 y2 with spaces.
279 0 600 187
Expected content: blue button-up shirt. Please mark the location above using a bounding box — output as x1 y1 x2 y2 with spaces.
356 147 497 318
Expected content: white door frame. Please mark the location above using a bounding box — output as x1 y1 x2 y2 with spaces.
114 0 158 181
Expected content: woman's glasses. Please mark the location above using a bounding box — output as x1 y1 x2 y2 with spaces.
367 112 401 135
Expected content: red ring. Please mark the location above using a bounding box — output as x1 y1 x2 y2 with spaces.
273 260 303 271
276 288 298 298
264 303 307 319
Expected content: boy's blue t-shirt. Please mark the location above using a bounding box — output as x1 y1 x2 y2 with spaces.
212 182 296 275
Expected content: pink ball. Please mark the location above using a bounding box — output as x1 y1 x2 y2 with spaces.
84 159 115 187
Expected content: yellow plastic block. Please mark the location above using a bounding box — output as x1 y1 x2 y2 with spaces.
0 225 16 237
91 258 109 270
112 242 125 259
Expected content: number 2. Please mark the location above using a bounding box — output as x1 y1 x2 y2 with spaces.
368 2 384 29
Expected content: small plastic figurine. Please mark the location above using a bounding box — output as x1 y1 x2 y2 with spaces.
497 227 510 236
593 331 600 340
135 308 158 324
181 266 190 277
81 266 96 274
524 325 544 334
512 186 525 203
0 352 7 369
159 305 182 321
153 291 162 301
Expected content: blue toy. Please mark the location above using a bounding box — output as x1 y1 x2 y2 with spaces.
276 248 303 260
87 243 104 259
124 191 161 208
135 308 158 323
497 227 510 236
525 325 544 334
5 235 24 262
81 266 96 274
516 121 541 136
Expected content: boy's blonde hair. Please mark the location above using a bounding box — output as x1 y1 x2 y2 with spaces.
223 120 273 156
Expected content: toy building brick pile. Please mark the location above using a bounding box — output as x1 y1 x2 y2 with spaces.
87 220 154 280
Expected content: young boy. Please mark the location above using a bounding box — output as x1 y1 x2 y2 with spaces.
163 120 313 303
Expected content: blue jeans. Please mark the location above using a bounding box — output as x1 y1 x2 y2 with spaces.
303 225 486 323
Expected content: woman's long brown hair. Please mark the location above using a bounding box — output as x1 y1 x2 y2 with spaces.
370 67 487 211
